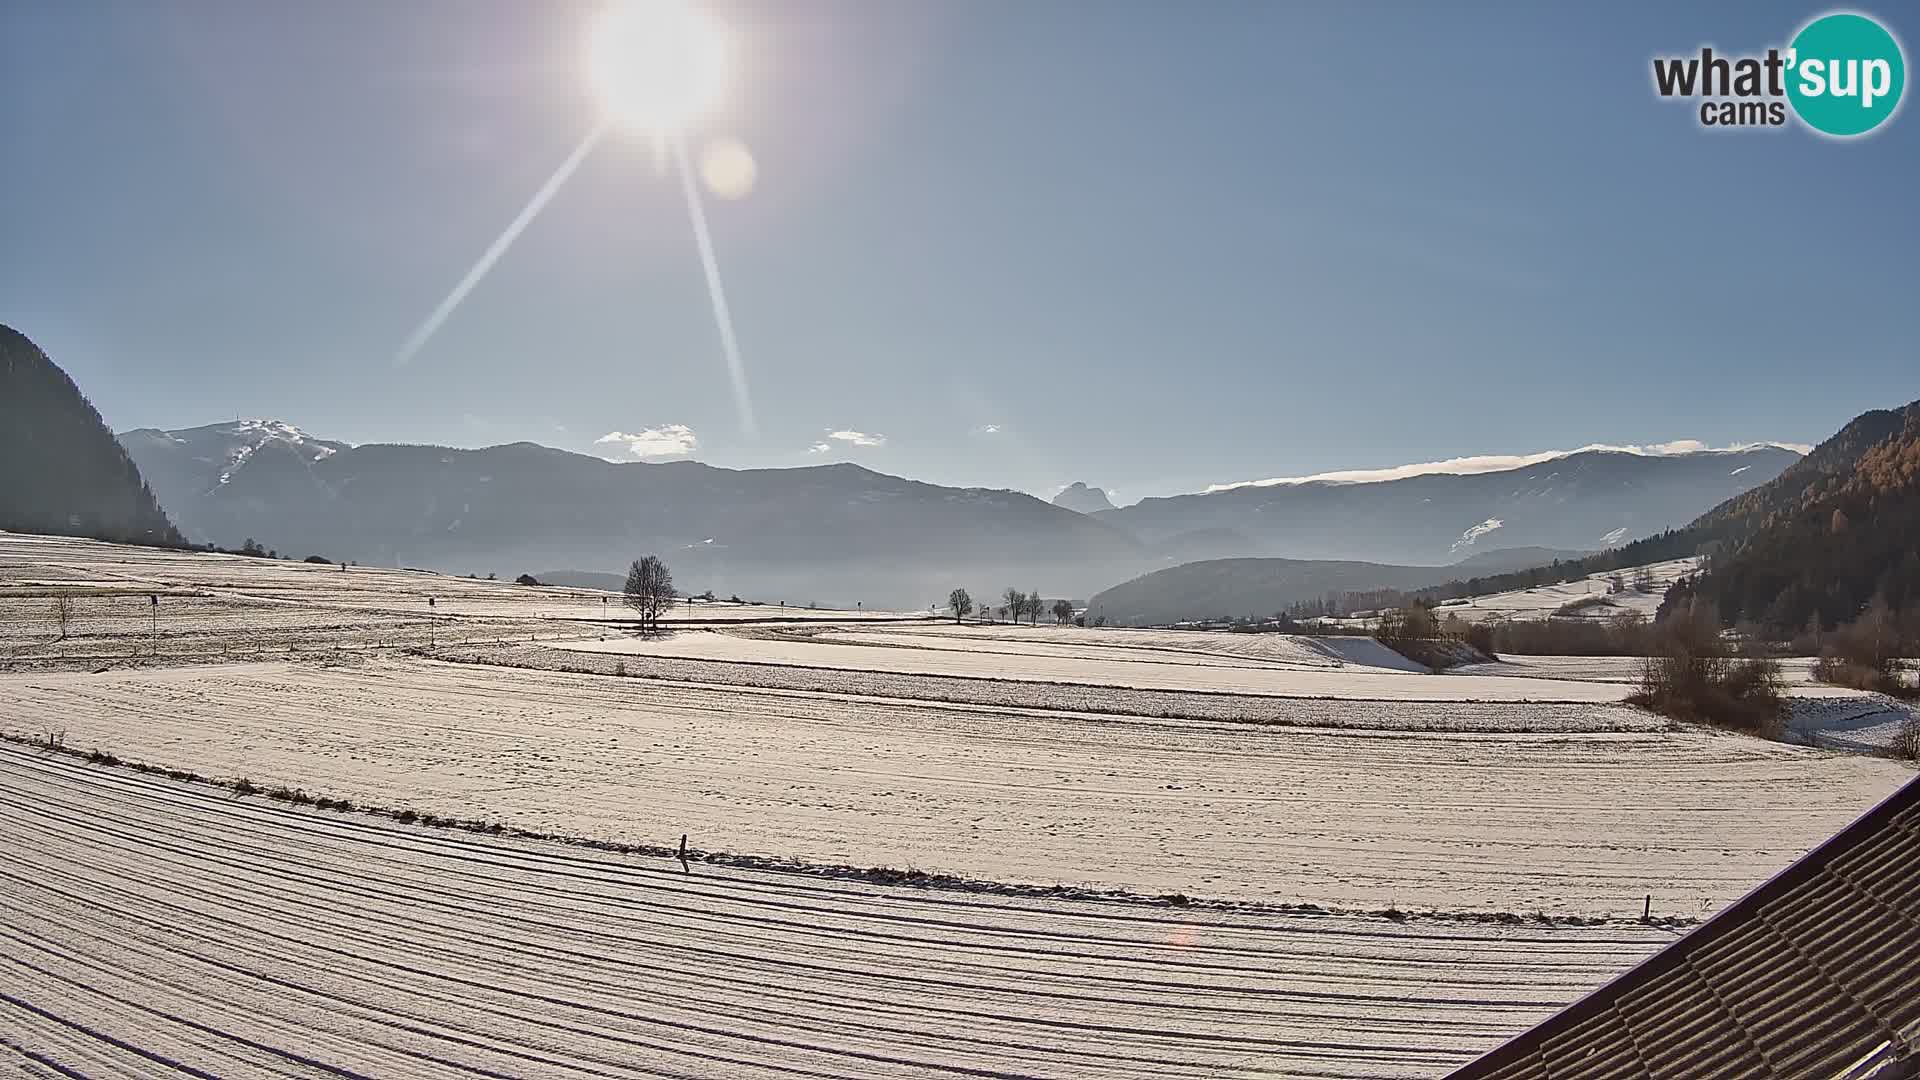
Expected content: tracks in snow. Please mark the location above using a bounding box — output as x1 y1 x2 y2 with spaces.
1 657 1903 914
0 745 1671 1079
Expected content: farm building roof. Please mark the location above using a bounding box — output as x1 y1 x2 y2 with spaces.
1448 773 1920 1080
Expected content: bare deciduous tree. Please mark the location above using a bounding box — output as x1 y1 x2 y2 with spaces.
51 595 73 640
1002 587 1024 625
1051 598 1074 624
948 588 973 623
1025 587 1043 625
624 555 675 634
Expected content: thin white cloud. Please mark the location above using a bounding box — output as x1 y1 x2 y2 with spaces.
827 429 886 448
971 423 1002 435
596 424 698 459
806 441 832 455
1600 439 1812 455
1206 441 1809 493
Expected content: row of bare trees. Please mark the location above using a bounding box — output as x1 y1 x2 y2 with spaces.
945 587 1072 625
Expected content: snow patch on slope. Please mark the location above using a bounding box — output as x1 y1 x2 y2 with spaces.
211 420 338 488
1450 517 1504 553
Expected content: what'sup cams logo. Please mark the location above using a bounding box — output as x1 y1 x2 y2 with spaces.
1653 11 1905 136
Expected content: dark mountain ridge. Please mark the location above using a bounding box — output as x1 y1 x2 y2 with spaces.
1 325 181 547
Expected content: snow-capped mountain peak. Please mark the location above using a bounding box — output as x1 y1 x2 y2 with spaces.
207 420 347 483
115 419 355 509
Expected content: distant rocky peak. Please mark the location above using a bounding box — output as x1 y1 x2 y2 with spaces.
1052 482 1116 514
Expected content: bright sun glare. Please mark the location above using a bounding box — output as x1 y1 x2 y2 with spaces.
588 0 728 136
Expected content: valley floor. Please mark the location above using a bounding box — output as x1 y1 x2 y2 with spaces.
0 532 1912 1077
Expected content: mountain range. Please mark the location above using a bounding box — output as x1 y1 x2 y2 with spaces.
1091 445 1799 565
1396 400 1920 625
120 421 1143 608
9 319 1902 628
115 416 1796 608
1086 409 1917 627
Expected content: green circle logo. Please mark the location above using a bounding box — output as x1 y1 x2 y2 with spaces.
1787 12 1906 136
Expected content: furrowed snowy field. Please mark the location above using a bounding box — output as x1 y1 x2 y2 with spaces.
0 746 1675 1079
10 655 1903 913
0 533 1913 1077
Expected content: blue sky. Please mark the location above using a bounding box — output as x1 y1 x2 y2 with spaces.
3 1 1915 501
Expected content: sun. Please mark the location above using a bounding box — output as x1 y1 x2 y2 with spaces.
587 0 728 136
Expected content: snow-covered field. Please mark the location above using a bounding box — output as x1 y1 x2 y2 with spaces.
558 627 1631 702
0 745 1677 1079
1788 693 1920 754
1463 655 1821 685
438 642 1665 732
1429 557 1700 624
0 532 921 628
1462 656 1916 753
2 655 1906 916
1 535 1913 1076
826 625 1407 668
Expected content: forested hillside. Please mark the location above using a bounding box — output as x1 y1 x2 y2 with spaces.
1673 401 1920 631
0 324 182 546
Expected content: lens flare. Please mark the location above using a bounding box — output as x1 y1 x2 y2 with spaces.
394 121 608 366
674 135 757 437
699 137 756 200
